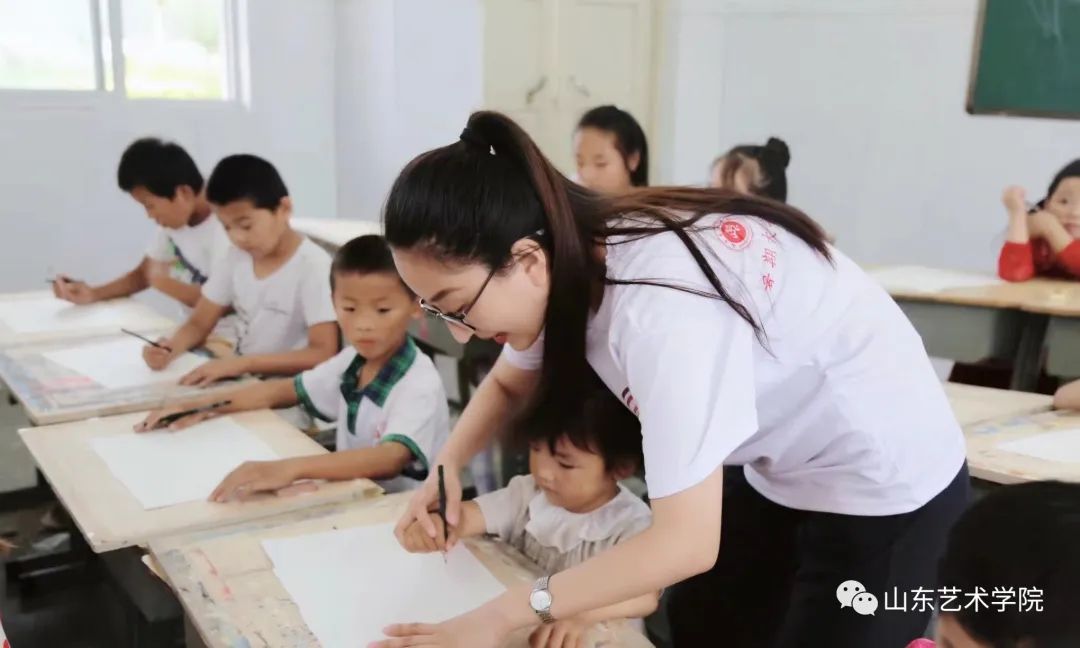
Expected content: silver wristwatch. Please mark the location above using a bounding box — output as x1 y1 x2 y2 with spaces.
529 575 554 624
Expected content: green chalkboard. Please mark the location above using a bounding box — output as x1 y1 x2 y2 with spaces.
967 0 1080 119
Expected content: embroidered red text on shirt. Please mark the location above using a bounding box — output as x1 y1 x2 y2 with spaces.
762 273 775 291
762 248 777 268
621 387 641 416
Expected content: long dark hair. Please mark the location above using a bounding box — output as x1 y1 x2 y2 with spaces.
384 112 828 439
577 105 649 187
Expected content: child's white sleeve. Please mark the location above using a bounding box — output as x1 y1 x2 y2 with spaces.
378 375 449 479
145 228 176 263
300 252 336 327
293 348 353 421
473 475 536 542
499 332 544 371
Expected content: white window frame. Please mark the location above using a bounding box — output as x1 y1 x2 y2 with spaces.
0 0 247 104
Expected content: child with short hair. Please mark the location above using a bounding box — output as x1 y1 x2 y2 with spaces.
138 235 449 496
709 137 791 202
142 154 338 385
907 480 1080 648
54 137 230 318
999 159 1080 281
400 374 656 647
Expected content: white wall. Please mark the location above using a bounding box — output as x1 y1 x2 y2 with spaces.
656 0 1080 272
334 0 484 224
0 0 337 295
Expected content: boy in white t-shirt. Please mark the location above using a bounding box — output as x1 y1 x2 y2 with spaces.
137 235 449 495
142 154 339 386
53 138 230 321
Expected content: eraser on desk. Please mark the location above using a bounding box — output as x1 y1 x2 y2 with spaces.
906 640 935 648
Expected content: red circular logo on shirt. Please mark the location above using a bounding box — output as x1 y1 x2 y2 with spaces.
716 217 752 250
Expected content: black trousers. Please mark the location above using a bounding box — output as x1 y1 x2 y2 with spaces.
668 464 970 648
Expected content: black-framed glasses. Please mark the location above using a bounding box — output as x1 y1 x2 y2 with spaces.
418 229 544 333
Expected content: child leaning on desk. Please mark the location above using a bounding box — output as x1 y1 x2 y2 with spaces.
399 372 656 648
137 235 449 496
999 160 1080 282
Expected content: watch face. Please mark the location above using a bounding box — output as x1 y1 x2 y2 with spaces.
530 589 552 611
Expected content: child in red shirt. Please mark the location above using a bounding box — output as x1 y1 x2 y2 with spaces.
998 159 1080 281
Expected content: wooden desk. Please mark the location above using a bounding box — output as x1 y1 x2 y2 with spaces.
0 335 246 425
0 291 174 348
19 410 380 553
965 409 1080 484
149 493 653 648
944 382 1053 427
293 217 382 253
869 267 1065 389
1016 281 1080 378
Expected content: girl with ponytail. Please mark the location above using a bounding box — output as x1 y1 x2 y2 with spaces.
709 136 791 202
373 112 968 648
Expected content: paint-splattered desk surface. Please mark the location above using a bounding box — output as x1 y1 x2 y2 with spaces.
0 333 245 425
19 409 381 553
0 290 175 348
965 409 1080 485
944 382 1054 428
149 492 655 648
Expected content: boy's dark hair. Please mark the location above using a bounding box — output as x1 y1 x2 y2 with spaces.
939 480 1080 648
516 370 643 473
206 154 288 210
117 137 203 198
577 105 649 187
330 234 412 294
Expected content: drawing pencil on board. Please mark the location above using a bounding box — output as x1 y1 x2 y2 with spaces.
120 328 171 351
45 277 84 284
154 400 232 429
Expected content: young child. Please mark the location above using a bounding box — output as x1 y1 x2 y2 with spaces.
573 105 649 194
400 375 656 647
999 160 1080 281
137 235 449 496
54 138 229 318
709 137 791 202
142 154 338 386
906 480 1080 648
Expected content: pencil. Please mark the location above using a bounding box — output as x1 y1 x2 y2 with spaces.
120 328 171 351
154 400 232 429
438 464 448 563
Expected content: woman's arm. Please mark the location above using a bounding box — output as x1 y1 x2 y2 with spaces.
395 356 538 539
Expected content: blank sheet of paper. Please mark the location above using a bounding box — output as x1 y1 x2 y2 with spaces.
262 523 507 648
0 297 157 334
870 266 1002 294
91 417 279 509
42 338 208 389
998 428 1080 464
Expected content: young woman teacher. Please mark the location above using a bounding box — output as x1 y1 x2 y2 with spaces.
370 112 968 648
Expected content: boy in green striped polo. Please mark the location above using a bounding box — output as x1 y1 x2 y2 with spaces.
137 235 449 499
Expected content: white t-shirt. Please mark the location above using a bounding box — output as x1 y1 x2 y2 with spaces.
202 237 335 356
294 340 450 493
502 214 966 516
146 217 229 287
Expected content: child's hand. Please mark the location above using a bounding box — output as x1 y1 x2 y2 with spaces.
1029 210 1065 238
180 357 247 387
529 618 591 648
401 515 456 553
209 459 299 503
1002 185 1028 213
142 339 174 370
53 277 95 305
134 403 214 432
